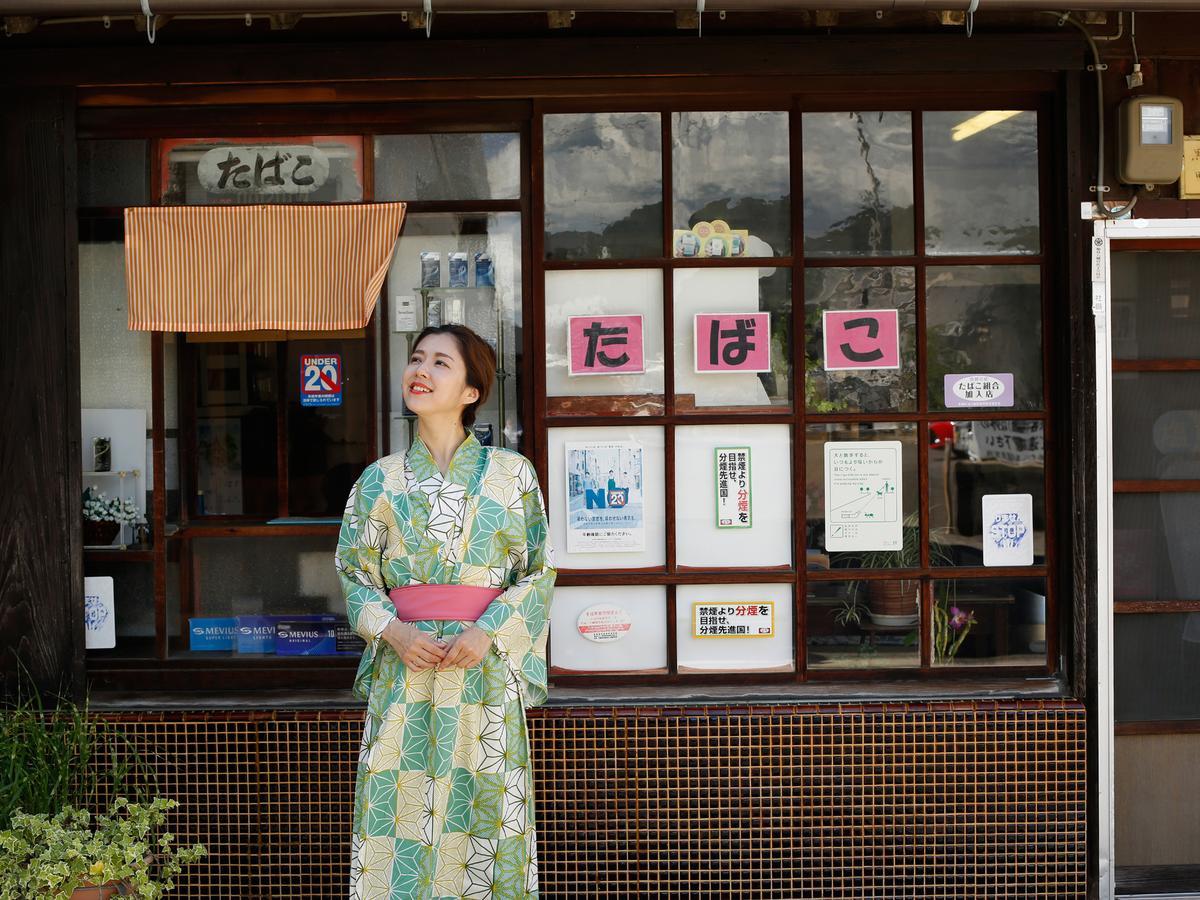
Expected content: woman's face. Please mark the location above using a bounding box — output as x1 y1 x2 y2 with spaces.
403 332 479 423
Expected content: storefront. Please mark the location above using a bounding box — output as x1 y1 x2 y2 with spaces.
2 6 1200 898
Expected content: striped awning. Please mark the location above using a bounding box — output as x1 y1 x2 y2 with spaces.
124 202 406 332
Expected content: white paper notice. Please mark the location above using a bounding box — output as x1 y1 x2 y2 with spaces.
83 576 116 650
982 493 1035 566
823 441 903 552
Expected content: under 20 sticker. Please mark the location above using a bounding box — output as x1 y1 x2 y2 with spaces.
300 353 342 407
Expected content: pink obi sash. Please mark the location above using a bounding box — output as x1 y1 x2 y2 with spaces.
388 584 502 622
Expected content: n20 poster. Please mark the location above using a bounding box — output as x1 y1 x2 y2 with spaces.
565 441 645 552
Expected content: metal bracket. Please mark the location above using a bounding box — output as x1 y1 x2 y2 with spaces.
139 0 156 43
424 0 432 37
966 0 978 37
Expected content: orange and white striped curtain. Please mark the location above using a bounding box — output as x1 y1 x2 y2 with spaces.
124 202 406 332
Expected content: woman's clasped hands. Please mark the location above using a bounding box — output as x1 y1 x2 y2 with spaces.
383 620 492 671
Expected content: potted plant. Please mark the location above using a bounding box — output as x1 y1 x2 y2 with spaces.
0 798 206 898
81 486 143 546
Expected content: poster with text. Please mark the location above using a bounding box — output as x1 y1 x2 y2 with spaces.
715 446 752 528
982 493 1034 567
822 309 900 371
823 441 903 551
567 314 645 376
694 312 772 373
692 601 775 638
566 440 645 553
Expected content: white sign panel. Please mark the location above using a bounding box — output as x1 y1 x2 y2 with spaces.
83 576 116 650
197 145 329 195
576 603 633 643
982 493 1035 567
692 601 775 638
823 440 903 552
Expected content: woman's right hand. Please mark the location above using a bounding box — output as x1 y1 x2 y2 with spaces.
382 619 448 671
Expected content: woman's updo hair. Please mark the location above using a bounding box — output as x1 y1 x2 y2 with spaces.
412 324 496 429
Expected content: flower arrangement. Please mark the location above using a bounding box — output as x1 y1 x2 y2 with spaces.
82 486 144 525
0 798 205 898
933 598 978 664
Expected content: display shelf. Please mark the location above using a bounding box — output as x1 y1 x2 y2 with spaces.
84 547 155 564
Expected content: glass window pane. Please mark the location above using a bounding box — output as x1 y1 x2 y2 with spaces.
675 424 792 568
804 266 917 413
923 110 1039 256
805 422 919 570
674 267 792 411
807 578 920 670
545 269 664 417
926 265 1043 412
931 578 1047 668
549 586 667 674
1113 373 1200 481
374 133 519 201
161 136 363 205
929 420 1045 568
286 338 371 518
802 112 914 257
385 212 523 449
676 583 794 673
673 111 790 258
79 139 148 207
1116 613 1200 721
189 534 342 623
83 564 171 660
544 112 662 260
193 342 279 517
546 425 666 570
1111 251 1200 360
1115 494 1200 602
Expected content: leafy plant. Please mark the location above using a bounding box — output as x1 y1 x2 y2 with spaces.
932 590 979 665
0 798 205 898
0 674 154 831
82 486 143 525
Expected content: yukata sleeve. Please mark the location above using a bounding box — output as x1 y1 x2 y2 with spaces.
474 458 557 708
336 462 395 700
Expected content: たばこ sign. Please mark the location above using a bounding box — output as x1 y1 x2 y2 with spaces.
567 315 645 376
694 313 771 373
822 309 900 371
300 354 342 407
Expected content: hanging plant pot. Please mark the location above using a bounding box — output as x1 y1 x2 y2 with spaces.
71 880 135 898
82 519 121 545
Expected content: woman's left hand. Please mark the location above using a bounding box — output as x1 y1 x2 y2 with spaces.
437 626 492 670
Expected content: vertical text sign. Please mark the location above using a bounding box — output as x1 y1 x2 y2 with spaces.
300 354 342 407
694 312 772 373
822 309 901 371
567 314 645 376
715 446 752 528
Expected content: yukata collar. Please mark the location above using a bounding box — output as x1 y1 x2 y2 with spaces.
407 430 483 488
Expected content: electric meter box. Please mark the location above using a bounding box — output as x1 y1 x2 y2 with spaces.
1118 95 1185 186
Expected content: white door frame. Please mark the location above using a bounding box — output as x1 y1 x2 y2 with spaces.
1091 217 1200 900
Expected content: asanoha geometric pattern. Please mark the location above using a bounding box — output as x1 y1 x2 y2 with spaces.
337 433 556 899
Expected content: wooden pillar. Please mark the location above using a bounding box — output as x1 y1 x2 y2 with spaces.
0 86 83 699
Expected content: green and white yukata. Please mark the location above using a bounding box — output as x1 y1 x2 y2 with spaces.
337 433 556 900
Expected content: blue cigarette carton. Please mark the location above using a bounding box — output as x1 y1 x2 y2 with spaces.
275 619 339 656
188 618 238 652
235 614 337 654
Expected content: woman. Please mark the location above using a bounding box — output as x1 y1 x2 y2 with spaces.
337 323 555 899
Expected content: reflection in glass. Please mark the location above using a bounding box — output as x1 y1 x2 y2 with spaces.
286 338 370 518
1111 251 1200 360
806 579 920 670
1115 494 1200 602
544 269 663 416
673 111 790 258
802 112 914 257
161 136 363 205
929 421 1045 568
930 578 1047 667
544 113 662 260
193 342 279 517
926 266 1043 411
385 213 523 448
191 535 342 620
1116 614 1200 721
924 111 1039 255
805 422 919 570
674 267 791 411
805 266 917 413
79 139 148 207
1113 373 1200 481
374 133 519 201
